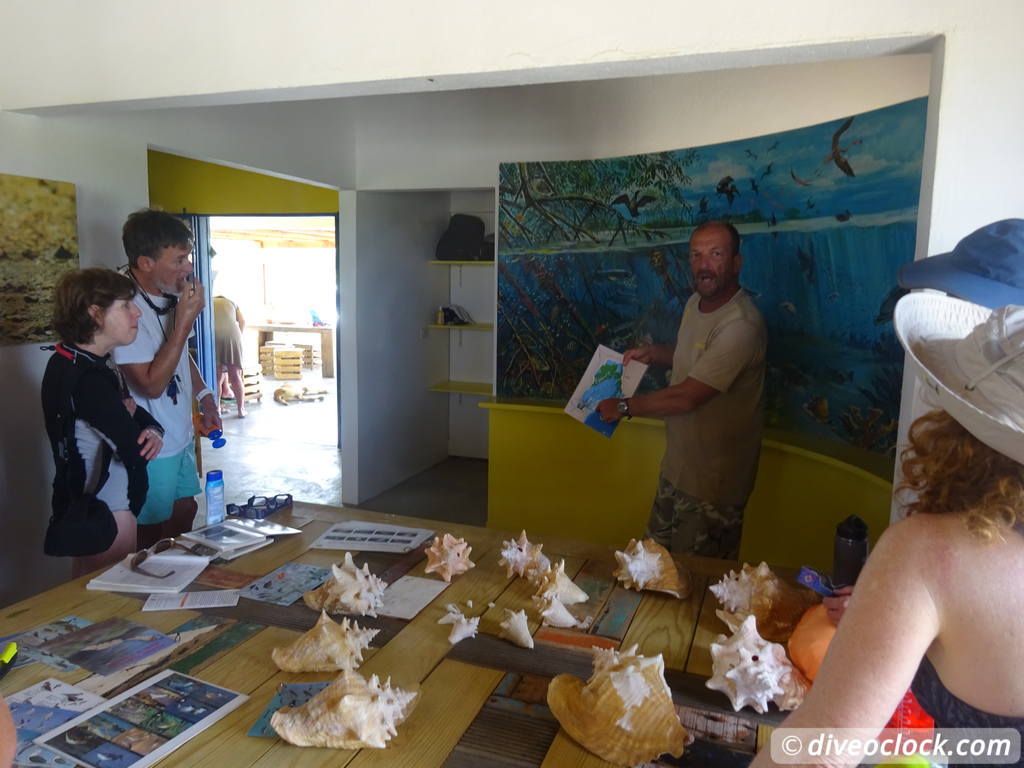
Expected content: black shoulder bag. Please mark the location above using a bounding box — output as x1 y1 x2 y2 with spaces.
43 350 118 557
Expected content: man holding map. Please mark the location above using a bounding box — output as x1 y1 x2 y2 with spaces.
597 220 766 558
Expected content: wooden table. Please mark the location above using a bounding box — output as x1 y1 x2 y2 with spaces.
0 503 781 767
252 324 335 378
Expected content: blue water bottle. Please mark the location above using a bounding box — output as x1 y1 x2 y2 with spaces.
205 470 226 526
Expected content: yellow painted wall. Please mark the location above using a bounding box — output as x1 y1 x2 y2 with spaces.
147 150 338 214
483 401 890 570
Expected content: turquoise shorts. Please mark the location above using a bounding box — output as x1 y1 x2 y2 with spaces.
138 442 201 525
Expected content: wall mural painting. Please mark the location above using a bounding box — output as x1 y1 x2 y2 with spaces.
0 172 79 345
497 97 928 460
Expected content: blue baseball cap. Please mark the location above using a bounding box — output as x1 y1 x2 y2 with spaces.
899 219 1024 309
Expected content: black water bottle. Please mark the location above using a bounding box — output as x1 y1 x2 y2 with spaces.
833 515 869 588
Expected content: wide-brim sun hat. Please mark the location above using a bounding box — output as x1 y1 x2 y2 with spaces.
898 219 1024 309
894 293 1024 465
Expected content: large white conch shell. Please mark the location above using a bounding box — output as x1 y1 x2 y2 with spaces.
437 603 479 644
534 559 588 605
532 593 578 628
547 644 687 766
270 670 417 748
709 561 818 643
271 610 380 672
499 609 534 649
613 538 691 599
499 530 551 582
423 533 475 582
303 552 387 617
706 615 808 714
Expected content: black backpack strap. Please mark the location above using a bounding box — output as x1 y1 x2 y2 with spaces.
52 344 111 497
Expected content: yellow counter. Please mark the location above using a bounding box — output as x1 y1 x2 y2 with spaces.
482 399 892 571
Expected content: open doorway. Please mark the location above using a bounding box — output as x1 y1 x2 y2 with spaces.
199 214 342 505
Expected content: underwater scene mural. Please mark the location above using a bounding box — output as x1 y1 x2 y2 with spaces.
497 97 928 461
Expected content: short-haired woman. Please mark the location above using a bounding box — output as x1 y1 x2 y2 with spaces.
41 268 164 577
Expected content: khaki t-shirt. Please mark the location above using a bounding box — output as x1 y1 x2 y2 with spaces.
660 289 766 507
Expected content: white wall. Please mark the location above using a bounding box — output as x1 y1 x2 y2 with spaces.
350 191 451 502
0 111 148 607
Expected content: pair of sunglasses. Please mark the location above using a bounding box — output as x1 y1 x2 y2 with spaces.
227 493 293 519
129 538 201 579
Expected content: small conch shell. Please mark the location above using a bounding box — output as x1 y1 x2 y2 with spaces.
303 552 387 617
499 530 551 582
709 562 819 643
270 670 417 748
547 644 686 766
423 533 475 582
532 593 577 628
271 610 379 672
613 539 691 599
534 559 588 605
437 603 479 644
499 609 534 649
706 615 808 714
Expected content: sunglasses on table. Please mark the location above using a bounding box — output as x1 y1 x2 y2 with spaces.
227 493 293 519
129 538 203 579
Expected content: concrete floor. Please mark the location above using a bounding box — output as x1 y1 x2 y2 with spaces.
200 370 487 527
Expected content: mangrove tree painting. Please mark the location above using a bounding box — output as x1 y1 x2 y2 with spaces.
0 172 79 345
497 97 928 459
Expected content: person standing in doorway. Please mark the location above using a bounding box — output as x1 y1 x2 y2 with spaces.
598 220 767 559
114 209 222 548
213 295 247 418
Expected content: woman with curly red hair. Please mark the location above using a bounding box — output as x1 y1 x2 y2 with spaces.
752 291 1024 767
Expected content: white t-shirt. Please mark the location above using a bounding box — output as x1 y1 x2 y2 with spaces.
113 293 194 457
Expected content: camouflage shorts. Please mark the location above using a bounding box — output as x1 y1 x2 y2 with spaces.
645 475 744 559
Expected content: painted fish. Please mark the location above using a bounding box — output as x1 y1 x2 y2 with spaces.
780 301 797 315
803 395 830 423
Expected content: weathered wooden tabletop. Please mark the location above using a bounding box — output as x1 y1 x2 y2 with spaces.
0 503 777 767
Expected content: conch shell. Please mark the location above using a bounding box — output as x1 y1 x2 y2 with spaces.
613 539 691 599
709 561 819 643
499 530 551 582
547 644 686 766
534 559 588 605
423 533 475 582
532 593 578 628
437 603 479 644
499 609 534 649
271 610 380 672
706 615 808 713
303 552 387 617
270 670 417 748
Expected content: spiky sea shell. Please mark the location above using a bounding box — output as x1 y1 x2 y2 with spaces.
270 670 417 748
547 644 687 766
423 533 475 582
499 529 551 582
534 559 589 605
271 610 380 672
303 552 387 617
532 593 578 628
499 609 534 649
706 615 808 714
613 538 691 599
437 603 479 644
709 561 819 643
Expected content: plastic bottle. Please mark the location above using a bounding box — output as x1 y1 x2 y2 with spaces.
832 514 869 588
193 413 227 448
205 470 226 526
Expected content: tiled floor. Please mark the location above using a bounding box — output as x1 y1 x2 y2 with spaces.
200 370 487 527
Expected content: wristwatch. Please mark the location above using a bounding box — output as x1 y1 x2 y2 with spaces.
616 398 632 420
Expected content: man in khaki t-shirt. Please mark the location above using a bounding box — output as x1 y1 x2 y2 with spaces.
598 220 766 558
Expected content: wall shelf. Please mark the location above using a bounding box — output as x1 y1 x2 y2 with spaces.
428 260 494 266
429 323 493 331
429 380 493 396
